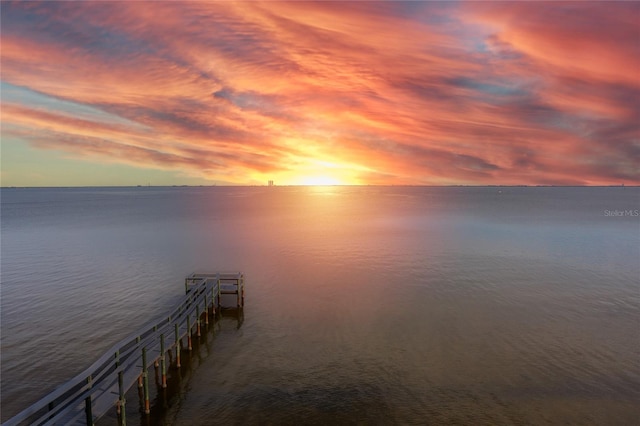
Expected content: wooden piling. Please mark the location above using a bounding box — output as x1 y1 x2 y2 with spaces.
212 286 216 316
217 277 221 309
187 315 193 351
136 336 143 388
160 334 167 388
204 293 209 325
142 348 150 414
85 375 93 426
117 370 126 426
196 305 201 337
175 323 181 368
153 327 159 368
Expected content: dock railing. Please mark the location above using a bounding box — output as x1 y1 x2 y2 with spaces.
3 272 244 426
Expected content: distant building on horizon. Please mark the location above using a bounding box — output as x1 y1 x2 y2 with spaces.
268 180 274 187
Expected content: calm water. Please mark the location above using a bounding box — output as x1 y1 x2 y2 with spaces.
1 186 639 425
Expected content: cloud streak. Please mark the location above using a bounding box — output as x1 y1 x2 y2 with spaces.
1 1 638 185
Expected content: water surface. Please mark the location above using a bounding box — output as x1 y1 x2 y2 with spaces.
1 186 639 424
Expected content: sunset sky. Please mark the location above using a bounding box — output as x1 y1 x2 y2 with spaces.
1 1 639 186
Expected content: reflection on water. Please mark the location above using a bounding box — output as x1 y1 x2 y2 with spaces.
1 186 639 425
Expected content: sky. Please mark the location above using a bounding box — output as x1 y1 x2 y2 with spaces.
1 1 639 186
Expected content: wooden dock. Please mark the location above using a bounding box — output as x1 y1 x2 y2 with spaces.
4 272 245 426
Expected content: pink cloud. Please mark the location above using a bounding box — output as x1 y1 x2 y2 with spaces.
466 2 640 86
1 1 638 185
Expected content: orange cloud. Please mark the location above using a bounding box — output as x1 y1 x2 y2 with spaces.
467 2 640 86
1 1 638 185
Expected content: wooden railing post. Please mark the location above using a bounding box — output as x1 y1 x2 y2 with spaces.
117 370 126 426
142 347 150 414
237 277 241 308
160 334 167 388
217 275 221 309
187 315 193 350
175 323 181 368
196 305 201 337
241 275 245 307
212 285 216 316
204 293 209 325
85 375 93 426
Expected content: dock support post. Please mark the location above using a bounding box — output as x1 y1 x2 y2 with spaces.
154 328 159 368
187 315 193 351
185 277 188 294
175 323 181 368
217 276 221 310
160 334 167 388
117 370 126 426
142 347 150 414
85 375 93 426
204 293 209 325
196 305 201 337
137 337 144 388
212 285 216 316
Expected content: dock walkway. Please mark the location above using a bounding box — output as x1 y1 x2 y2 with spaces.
4 272 244 426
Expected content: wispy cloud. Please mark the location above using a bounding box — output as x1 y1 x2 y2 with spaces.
1 1 638 185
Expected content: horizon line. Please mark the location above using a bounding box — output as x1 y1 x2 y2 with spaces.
1 184 638 189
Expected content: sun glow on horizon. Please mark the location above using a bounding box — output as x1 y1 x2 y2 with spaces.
275 159 364 186
297 175 343 186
